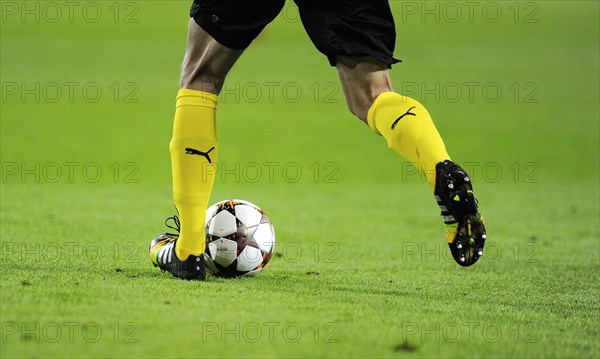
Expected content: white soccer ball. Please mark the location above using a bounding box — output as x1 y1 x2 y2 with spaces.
204 199 275 277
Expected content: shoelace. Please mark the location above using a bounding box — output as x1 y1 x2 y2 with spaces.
164 215 181 237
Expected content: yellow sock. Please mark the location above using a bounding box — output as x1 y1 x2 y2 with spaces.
367 92 451 190
170 89 218 259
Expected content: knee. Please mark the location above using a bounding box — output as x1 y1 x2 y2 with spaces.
178 39 242 94
345 89 390 122
336 56 393 122
345 97 369 121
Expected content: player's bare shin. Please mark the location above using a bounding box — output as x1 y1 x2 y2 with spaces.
180 19 244 94
336 56 393 122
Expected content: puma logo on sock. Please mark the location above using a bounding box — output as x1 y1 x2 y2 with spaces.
185 147 215 163
391 106 417 130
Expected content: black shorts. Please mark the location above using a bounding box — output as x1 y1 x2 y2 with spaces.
190 0 400 67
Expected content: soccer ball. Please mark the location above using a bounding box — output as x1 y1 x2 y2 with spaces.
204 199 275 277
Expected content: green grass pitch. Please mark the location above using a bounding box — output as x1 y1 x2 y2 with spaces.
1 1 598 358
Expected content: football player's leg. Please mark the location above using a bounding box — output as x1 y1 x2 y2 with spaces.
152 0 287 279
170 20 243 261
336 55 486 266
298 1 448 188
298 0 486 266
336 55 450 190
